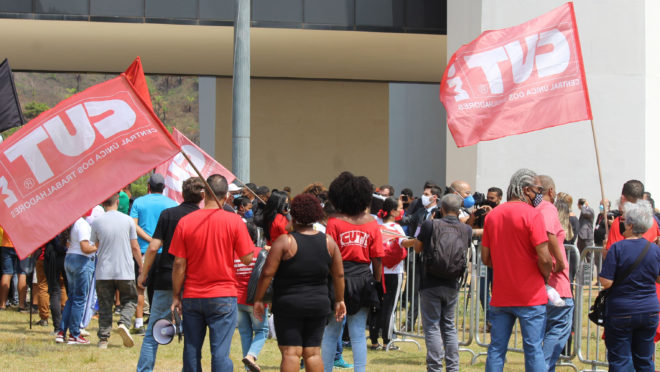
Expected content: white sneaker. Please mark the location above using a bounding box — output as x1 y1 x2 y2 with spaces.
79 328 90 337
116 324 134 348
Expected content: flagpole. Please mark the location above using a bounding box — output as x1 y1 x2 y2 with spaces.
232 178 266 205
590 119 609 238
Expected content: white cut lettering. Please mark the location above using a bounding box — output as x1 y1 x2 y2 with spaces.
43 104 96 157
4 128 53 183
464 48 508 94
505 34 539 84
536 29 569 78
85 99 136 139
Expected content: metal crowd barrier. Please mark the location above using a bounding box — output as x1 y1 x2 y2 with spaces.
389 242 615 371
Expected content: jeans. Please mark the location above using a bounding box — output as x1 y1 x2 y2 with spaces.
182 297 237 372
605 311 658 372
486 305 546 372
479 267 493 323
80 261 97 329
335 317 347 361
543 298 574 372
137 290 173 372
322 307 368 372
96 279 137 340
420 286 459 372
60 254 95 338
237 304 269 360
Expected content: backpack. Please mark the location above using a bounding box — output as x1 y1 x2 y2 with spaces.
423 219 469 280
381 225 408 268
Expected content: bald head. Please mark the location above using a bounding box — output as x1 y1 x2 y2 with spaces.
538 175 555 196
538 174 556 202
450 180 471 198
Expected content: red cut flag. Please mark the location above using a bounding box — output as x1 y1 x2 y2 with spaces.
440 2 592 147
124 57 153 112
155 128 236 204
0 75 180 258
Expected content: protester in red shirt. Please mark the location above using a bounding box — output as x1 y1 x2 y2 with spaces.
481 168 553 372
320 171 384 372
261 190 291 245
537 175 573 372
234 222 269 372
170 174 254 372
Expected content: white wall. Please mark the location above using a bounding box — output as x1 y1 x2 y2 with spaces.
448 0 649 208
645 0 660 198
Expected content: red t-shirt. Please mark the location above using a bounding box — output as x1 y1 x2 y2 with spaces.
537 201 571 298
606 216 660 250
268 213 289 245
326 217 384 263
483 201 549 307
169 209 253 299
234 246 262 305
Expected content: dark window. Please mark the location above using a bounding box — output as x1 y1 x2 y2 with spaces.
304 0 354 26
90 0 144 18
405 0 446 31
0 0 32 13
146 0 196 19
199 0 235 21
36 0 88 15
252 0 303 23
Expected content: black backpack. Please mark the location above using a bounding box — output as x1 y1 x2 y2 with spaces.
423 219 470 280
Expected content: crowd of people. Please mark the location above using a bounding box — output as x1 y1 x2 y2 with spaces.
1 168 659 372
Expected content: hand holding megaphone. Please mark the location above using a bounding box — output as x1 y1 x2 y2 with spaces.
152 310 183 345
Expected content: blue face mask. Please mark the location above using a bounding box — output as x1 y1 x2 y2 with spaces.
244 210 254 219
462 195 475 208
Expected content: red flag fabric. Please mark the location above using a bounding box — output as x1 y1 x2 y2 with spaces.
440 2 592 147
123 57 154 112
155 128 236 204
0 75 180 258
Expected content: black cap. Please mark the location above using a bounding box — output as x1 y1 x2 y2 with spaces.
148 173 165 188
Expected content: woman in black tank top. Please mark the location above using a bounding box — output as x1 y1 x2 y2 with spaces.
253 194 345 372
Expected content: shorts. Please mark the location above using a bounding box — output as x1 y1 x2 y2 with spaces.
274 314 326 347
1 247 24 275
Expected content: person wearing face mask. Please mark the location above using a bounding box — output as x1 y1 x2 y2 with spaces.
401 185 442 331
449 181 474 223
481 168 553 372
537 175 572 372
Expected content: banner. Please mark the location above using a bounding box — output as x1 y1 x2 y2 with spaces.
0 59 25 132
440 2 592 147
155 128 236 203
0 75 180 258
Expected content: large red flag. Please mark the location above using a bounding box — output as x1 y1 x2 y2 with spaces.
0 75 180 258
124 57 153 112
155 128 236 204
440 2 592 147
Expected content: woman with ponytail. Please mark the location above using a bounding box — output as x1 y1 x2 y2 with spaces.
370 197 413 350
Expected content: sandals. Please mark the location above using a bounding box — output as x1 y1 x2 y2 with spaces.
242 357 261 372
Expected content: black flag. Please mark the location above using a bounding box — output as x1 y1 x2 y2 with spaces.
0 59 25 132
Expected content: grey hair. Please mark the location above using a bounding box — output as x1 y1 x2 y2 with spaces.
623 200 654 235
441 193 463 214
507 168 537 201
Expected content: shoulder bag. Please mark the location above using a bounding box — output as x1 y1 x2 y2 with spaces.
588 240 651 326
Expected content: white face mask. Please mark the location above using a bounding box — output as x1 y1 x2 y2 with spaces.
421 194 434 207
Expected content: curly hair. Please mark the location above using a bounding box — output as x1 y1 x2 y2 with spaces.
302 182 326 197
290 193 325 225
328 171 373 216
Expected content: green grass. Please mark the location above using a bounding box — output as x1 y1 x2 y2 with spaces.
0 291 649 371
